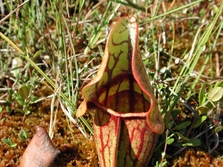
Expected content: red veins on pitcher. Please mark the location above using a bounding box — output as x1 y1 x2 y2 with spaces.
76 16 164 167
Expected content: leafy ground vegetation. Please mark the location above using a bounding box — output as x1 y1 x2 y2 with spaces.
0 0 223 166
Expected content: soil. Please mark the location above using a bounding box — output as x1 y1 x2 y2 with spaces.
0 89 98 167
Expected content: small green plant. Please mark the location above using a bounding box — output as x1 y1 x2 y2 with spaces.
14 84 37 115
1 138 17 148
197 81 223 117
6 84 39 115
1 130 28 148
18 129 28 141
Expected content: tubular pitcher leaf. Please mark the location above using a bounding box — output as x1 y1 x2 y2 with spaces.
77 16 164 167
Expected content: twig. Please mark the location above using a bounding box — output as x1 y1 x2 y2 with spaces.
0 0 30 24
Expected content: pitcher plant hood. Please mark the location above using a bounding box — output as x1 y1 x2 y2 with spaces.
76 16 164 134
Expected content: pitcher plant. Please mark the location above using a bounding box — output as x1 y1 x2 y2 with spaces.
76 16 164 167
